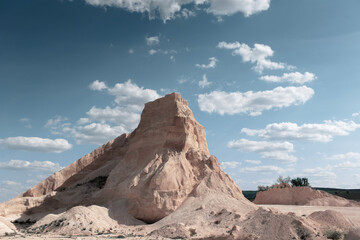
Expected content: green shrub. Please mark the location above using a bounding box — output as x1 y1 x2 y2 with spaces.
291 177 310 187
326 229 342 240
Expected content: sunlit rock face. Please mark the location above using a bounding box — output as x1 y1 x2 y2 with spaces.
0 93 246 224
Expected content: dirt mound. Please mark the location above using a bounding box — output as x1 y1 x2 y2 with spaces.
254 185 360 207
0 217 16 236
309 210 353 229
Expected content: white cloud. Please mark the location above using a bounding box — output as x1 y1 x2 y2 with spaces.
89 80 107 91
0 159 62 172
334 161 360 170
198 86 314 116
328 152 360 160
2 180 21 186
0 137 72 153
19 118 32 128
207 0 270 17
245 160 261 165
217 42 289 73
196 57 218 69
45 115 68 128
176 8 196 19
228 139 297 162
220 161 241 170
148 49 177 56
149 49 157 55
85 0 271 22
128 48 134 54
260 72 316 84
45 116 71 135
352 112 360 117
73 122 127 145
146 36 160 46
177 78 188 84
302 166 336 179
77 117 90 125
107 79 160 106
198 74 212 88
240 165 293 174
49 80 160 146
242 120 360 142
86 106 140 129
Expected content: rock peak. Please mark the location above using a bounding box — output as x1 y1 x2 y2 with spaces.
0 92 245 225
133 92 209 156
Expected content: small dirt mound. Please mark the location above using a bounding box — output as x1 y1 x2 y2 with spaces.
309 210 353 229
254 186 360 207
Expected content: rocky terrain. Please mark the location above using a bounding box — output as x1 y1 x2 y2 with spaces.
254 183 360 207
0 93 359 239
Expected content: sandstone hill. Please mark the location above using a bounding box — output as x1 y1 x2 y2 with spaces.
254 184 360 207
0 93 358 239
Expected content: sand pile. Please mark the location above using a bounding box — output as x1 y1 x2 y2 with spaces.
0 93 357 239
254 184 360 207
0 217 16 236
308 210 353 229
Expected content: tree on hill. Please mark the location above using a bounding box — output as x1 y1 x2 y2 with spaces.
257 176 310 191
290 177 310 187
276 176 291 185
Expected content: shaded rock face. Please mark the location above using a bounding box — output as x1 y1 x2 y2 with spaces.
0 93 245 223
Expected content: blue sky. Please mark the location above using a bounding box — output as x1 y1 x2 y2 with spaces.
1 0 360 202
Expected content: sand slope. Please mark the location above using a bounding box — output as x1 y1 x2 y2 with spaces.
254 184 360 207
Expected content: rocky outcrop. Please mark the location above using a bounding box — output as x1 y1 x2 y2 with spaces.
0 93 248 224
254 185 360 207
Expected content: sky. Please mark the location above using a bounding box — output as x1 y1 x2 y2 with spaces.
1 0 360 202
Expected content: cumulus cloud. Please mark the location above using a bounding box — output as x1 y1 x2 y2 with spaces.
0 159 62 172
198 86 314 116
245 160 261 165
302 166 336 179
334 161 360 170
196 57 218 69
328 152 360 160
198 74 212 88
352 112 360 118
220 161 241 170
260 72 316 84
242 120 360 142
51 80 160 146
240 165 293 174
45 116 71 134
0 137 72 153
72 122 127 145
228 139 297 162
107 80 160 105
217 41 291 73
146 36 160 46
89 80 107 91
85 0 271 22
207 0 270 17
86 106 140 129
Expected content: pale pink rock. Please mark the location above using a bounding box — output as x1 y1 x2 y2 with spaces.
0 93 247 223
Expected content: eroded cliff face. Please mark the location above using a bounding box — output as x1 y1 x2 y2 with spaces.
0 93 246 223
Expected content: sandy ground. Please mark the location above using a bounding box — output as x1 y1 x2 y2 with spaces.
260 204 360 226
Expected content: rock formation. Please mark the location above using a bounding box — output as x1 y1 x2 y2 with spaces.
254 185 360 207
0 93 357 239
0 93 248 223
